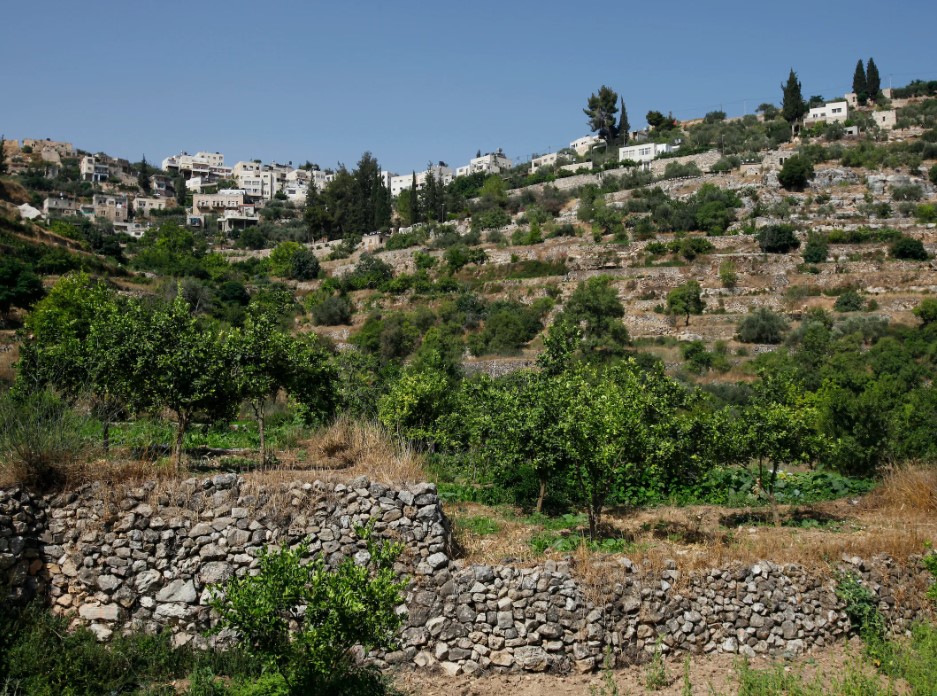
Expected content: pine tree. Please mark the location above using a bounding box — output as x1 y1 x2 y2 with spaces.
866 58 881 101
409 172 420 224
138 155 151 193
781 69 806 124
852 60 868 105
618 98 630 145
584 85 620 143
0 136 7 176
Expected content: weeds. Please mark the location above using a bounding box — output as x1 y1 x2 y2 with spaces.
644 638 669 690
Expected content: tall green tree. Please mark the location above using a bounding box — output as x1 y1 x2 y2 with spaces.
408 172 420 224
138 155 151 193
226 307 293 466
303 182 331 241
174 176 186 207
866 58 881 100
617 98 630 144
781 69 806 124
16 273 126 451
666 280 705 326
420 166 440 222
852 59 868 105
584 85 620 144
560 360 690 537
0 136 7 175
135 294 235 469
557 276 630 359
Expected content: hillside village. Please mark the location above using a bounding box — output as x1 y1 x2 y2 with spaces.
2 64 937 695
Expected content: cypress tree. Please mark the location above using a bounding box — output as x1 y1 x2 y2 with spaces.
852 60 868 105
138 155 151 193
866 58 881 101
174 176 187 207
618 98 630 145
781 69 807 124
0 136 6 175
421 166 439 222
409 172 419 224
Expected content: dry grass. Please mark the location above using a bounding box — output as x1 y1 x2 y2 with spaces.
285 415 426 485
447 466 937 594
865 463 937 514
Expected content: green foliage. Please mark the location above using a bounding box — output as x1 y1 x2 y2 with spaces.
378 365 452 442
836 572 886 640
737 307 789 344
929 163 937 186
468 300 547 356
778 154 814 190
827 227 902 244
557 276 630 358
339 253 394 290
756 224 800 253
917 204 937 224
209 530 404 693
384 226 428 250
584 85 620 143
803 233 828 263
781 69 807 123
0 256 44 318
666 280 705 326
912 298 937 326
0 390 88 490
309 294 353 325
834 290 865 313
719 259 738 288
889 236 928 260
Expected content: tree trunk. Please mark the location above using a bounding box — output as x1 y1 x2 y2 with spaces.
257 402 266 469
173 412 188 472
536 476 547 514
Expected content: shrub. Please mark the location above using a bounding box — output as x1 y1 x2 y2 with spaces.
833 289 864 312
891 183 923 201
209 530 405 692
777 154 814 191
310 295 353 325
0 391 88 489
916 203 937 223
756 224 800 253
802 233 828 263
719 259 738 288
288 248 320 280
930 163 937 186
890 236 928 260
737 307 789 344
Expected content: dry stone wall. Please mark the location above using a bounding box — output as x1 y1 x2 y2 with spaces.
1 477 934 674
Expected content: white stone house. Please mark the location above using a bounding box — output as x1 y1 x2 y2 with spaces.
455 151 512 177
619 142 677 165
804 101 849 126
569 135 602 157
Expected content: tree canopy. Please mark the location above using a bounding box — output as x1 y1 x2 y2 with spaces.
584 86 620 144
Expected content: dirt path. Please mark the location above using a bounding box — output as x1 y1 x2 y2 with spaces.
393 639 899 695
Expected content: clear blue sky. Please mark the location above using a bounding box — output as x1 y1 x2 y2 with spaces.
2 0 935 174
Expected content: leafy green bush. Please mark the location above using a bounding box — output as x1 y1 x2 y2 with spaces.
737 308 789 344
756 224 800 253
310 295 353 325
778 154 814 191
209 530 405 693
802 233 828 263
890 236 928 260
827 227 902 244
915 203 937 223
834 290 865 312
